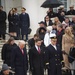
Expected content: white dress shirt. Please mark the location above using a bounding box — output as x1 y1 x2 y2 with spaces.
35 45 41 52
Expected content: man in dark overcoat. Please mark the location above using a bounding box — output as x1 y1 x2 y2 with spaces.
66 5 75 15
29 39 45 75
56 24 64 49
19 7 30 41
0 6 7 40
45 34 63 75
11 40 28 75
47 8 57 18
28 34 39 49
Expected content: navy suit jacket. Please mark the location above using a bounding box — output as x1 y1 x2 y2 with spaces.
19 13 30 35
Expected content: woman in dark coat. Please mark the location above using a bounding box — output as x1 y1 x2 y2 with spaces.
19 7 30 40
13 8 20 39
8 9 16 37
1 37 17 66
44 15 53 26
8 8 20 38
39 27 46 47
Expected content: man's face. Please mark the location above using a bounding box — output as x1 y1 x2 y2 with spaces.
57 26 60 31
3 70 10 75
49 8 53 12
70 7 74 10
51 39 57 45
72 17 75 22
0 7 3 11
21 44 25 49
52 25 57 29
11 40 15 45
39 24 45 27
21 9 25 13
36 41 41 47
34 36 39 40
65 18 69 23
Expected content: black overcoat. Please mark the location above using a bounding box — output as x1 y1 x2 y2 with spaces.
8 13 20 33
66 10 75 15
46 44 63 75
44 20 53 26
68 47 75 63
29 46 45 75
8 13 14 32
1 43 17 66
0 10 6 34
56 29 64 49
11 46 28 75
13 13 20 33
19 13 30 35
28 38 35 48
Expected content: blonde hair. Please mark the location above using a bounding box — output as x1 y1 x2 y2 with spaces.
54 17 61 25
54 17 59 22
65 27 73 37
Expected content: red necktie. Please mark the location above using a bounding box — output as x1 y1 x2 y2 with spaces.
38 47 41 53
21 49 24 55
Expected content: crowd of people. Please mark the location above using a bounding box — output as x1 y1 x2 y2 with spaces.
1 4 75 75
0 6 30 41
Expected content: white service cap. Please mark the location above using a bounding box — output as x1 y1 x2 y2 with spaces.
50 33 56 39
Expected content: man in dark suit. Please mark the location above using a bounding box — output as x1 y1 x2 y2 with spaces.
66 5 75 15
29 39 45 75
0 6 7 40
19 7 30 41
45 34 63 75
47 8 57 18
56 24 64 49
11 40 28 75
28 34 39 48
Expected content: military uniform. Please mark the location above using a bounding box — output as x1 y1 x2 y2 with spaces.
46 44 63 75
45 34 63 75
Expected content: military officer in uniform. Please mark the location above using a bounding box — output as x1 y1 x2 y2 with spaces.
45 34 63 75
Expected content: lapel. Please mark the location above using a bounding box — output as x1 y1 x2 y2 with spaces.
34 46 41 54
50 44 57 51
18 47 24 55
